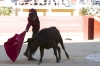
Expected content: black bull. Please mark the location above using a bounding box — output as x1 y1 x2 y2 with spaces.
24 27 70 64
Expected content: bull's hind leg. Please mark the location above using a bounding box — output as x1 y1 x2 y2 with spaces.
57 46 61 60
53 45 59 63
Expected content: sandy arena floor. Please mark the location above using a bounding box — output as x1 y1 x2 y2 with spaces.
0 41 100 66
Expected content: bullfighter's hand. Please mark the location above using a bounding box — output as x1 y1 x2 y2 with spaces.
25 29 28 32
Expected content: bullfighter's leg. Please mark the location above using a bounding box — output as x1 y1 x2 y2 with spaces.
32 28 39 38
38 47 44 65
24 44 37 61
57 46 61 60
23 44 29 57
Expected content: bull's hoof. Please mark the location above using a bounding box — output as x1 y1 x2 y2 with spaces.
67 57 70 60
56 60 60 63
23 52 28 58
38 62 41 65
59 58 61 60
67 57 70 59
67 56 70 59
28 58 37 61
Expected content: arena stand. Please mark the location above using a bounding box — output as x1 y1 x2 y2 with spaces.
0 0 99 16
0 0 84 16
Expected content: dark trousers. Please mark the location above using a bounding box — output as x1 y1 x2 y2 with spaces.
24 28 39 57
32 28 39 38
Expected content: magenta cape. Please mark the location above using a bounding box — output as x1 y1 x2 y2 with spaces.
4 31 26 62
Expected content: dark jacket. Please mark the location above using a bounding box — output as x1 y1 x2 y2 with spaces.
25 8 40 31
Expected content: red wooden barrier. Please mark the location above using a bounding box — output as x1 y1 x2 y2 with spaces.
0 16 99 40
82 16 94 40
0 16 83 33
94 16 100 39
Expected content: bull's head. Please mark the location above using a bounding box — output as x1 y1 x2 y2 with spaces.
27 38 39 54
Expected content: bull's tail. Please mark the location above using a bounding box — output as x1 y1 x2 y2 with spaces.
60 37 70 59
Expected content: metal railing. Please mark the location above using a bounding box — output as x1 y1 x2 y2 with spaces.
0 0 100 6
0 2 75 7
0 1 100 6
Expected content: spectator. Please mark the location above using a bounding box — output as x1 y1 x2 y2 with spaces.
92 0 100 5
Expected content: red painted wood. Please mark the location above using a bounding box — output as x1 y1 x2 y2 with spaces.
40 16 84 33
94 16 100 39
83 16 94 40
88 18 94 40
0 16 28 33
1 16 100 40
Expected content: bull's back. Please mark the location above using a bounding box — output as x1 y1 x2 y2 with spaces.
36 27 63 44
50 27 63 42
44 27 62 43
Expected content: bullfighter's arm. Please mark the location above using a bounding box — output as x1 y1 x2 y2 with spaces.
25 18 31 32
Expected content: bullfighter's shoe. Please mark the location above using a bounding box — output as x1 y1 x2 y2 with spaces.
24 52 37 61
23 52 28 58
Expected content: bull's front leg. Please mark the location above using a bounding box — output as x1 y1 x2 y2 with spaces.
38 47 44 65
28 51 33 61
28 49 37 61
